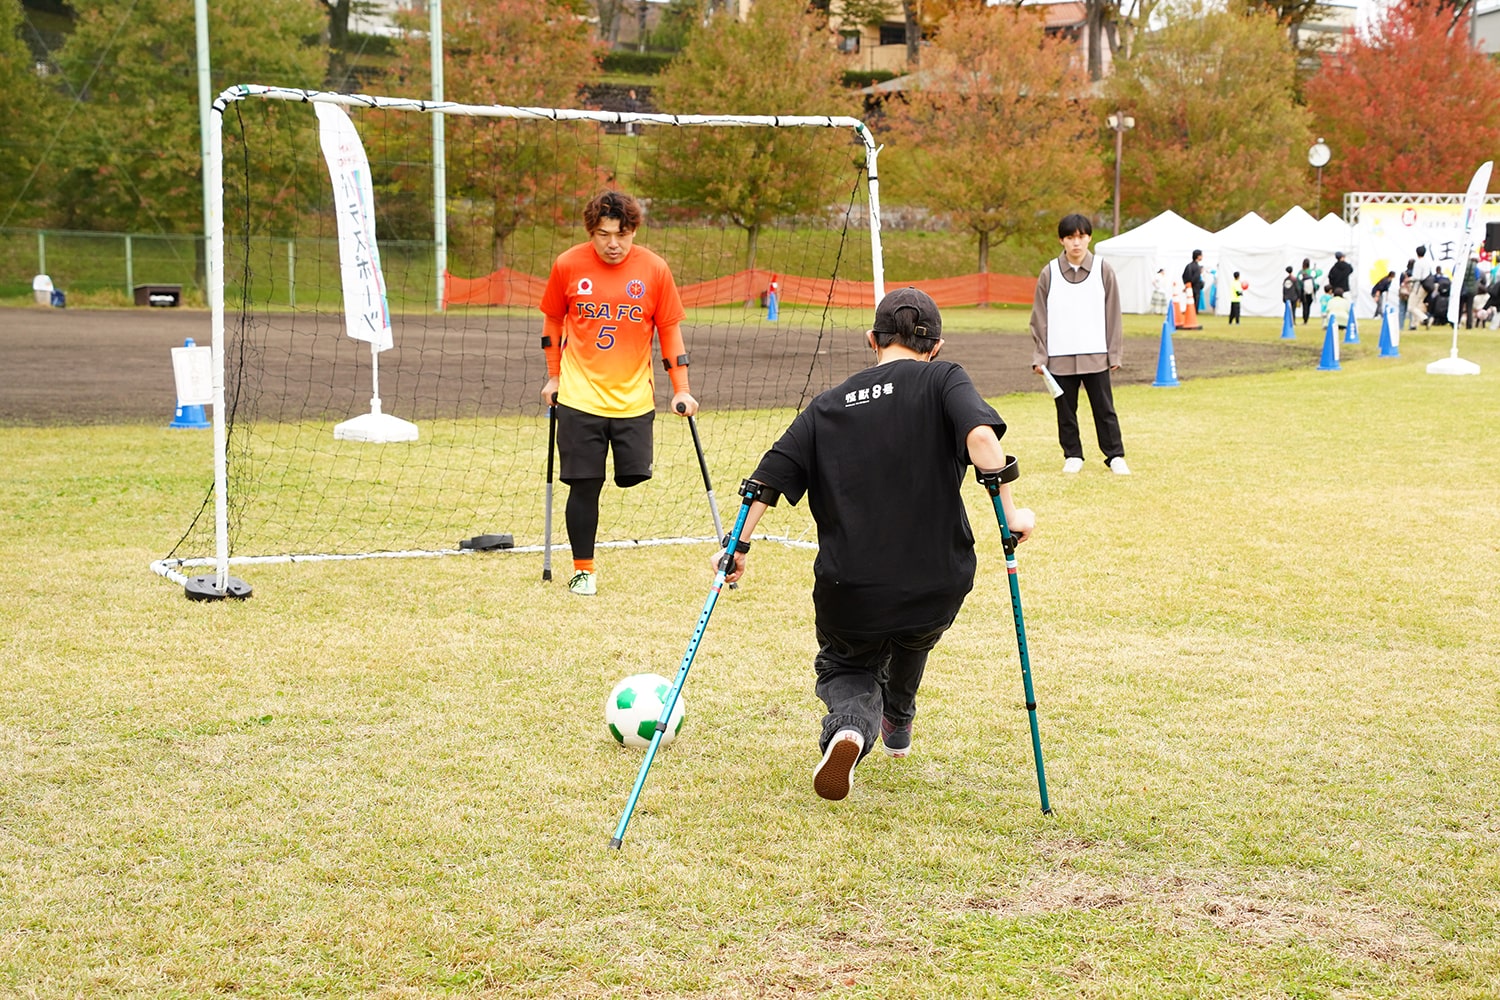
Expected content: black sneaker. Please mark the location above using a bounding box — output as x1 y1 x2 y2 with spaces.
880 716 912 758
813 729 863 800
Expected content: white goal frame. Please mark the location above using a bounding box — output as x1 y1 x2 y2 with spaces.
151 84 888 595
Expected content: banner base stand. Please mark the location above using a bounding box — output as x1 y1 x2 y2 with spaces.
334 405 420 443
1426 355 1481 376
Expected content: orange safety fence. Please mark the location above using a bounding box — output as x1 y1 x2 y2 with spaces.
443 267 1036 310
443 268 550 308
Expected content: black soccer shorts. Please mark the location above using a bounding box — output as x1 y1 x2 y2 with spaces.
556 404 655 487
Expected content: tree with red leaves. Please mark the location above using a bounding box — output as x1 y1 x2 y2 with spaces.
1303 0 1500 208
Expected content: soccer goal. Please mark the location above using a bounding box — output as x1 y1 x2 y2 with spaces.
151 85 887 598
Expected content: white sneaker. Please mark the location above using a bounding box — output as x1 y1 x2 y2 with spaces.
813 729 864 801
1108 457 1132 476
1062 457 1084 474
567 570 596 596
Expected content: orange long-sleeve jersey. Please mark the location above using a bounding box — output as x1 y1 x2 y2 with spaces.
539 242 689 418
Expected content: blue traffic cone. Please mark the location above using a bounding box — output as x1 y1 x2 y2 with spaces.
1316 311 1341 371
1343 301 1359 344
766 290 778 322
169 336 211 429
1378 306 1399 357
170 400 211 429
1281 300 1295 339
1152 314 1180 387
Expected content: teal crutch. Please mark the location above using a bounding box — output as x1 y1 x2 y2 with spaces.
977 457 1052 815
608 479 763 849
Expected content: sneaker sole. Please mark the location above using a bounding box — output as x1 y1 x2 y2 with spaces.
813 736 860 801
882 742 910 759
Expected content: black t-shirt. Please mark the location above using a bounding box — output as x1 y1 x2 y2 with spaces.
750 358 1005 636
1328 260 1353 294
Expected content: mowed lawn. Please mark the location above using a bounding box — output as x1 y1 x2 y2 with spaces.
1 325 1497 998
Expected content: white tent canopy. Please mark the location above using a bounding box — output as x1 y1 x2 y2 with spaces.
1210 207 1354 319
1095 210 1218 314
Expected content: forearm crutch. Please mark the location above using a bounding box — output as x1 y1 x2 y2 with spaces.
678 404 735 590
977 457 1052 816
609 479 763 849
542 393 557 582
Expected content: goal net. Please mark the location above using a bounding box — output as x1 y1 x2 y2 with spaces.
153 86 886 595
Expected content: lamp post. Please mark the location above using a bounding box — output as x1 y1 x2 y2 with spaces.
1107 112 1135 236
1308 138 1331 216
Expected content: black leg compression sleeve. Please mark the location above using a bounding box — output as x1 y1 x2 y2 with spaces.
565 478 604 561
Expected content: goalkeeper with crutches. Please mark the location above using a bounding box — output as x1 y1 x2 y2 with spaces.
714 287 1034 801
539 190 697 596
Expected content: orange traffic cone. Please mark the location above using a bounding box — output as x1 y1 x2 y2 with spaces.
1178 284 1202 330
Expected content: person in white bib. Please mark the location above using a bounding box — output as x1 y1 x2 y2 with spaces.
1028 213 1129 475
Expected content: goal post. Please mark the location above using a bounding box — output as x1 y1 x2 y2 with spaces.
151 85 888 598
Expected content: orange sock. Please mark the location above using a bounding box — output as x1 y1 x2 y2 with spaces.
573 559 595 574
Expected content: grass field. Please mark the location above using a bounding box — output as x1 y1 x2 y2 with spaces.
2 325 1498 997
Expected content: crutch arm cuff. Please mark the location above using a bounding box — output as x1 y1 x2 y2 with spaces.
720 534 751 554
738 478 780 507
975 455 1020 487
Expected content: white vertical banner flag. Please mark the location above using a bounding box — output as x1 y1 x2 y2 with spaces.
316 103 393 351
1447 160 1493 329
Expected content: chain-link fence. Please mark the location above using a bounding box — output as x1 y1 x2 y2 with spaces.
1 228 442 309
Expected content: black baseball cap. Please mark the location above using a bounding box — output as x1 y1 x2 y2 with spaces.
873 286 941 340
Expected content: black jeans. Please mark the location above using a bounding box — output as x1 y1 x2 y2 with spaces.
813 618 954 756
1301 293 1314 324
1053 369 1124 463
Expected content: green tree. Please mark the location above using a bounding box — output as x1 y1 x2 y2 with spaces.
49 0 325 235
882 5 1102 272
389 0 600 269
1106 3 1311 229
0 0 55 227
1303 0 1500 209
636 0 858 272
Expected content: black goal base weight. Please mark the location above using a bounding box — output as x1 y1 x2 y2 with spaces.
184 575 253 601
460 533 514 551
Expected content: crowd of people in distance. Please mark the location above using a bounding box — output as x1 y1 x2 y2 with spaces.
1393 244 1500 331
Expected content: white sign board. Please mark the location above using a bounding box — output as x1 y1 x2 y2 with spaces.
170 344 214 406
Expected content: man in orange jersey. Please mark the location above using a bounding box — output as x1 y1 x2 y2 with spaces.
540 190 698 596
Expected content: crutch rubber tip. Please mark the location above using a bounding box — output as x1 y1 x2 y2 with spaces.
607 837 623 850
542 570 552 581
1042 808 1054 816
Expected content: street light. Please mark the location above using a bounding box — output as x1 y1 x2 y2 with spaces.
1308 138 1331 216
1107 112 1135 236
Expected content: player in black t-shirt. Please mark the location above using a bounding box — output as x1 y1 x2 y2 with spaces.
714 287 1035 801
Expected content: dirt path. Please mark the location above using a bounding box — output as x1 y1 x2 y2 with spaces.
0 306 1308 426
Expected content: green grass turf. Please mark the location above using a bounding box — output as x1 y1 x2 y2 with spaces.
1 327 1498 996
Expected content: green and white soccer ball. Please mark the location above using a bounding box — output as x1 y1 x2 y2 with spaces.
605 672 685 749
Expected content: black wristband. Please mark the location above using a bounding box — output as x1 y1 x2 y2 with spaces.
721 534 751 554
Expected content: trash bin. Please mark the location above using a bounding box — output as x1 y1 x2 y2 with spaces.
32 274 53 305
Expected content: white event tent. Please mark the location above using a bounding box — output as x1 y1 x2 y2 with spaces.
1094 210 1219 314
1209 206 1354 319
1100 207 1356 316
